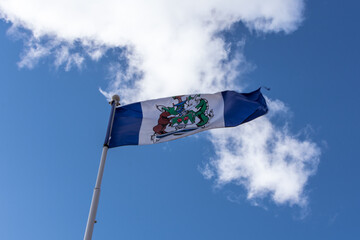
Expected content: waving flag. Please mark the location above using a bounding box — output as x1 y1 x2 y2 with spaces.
108 88 268 148
85 88 267 238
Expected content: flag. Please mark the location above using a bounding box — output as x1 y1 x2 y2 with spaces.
108 88 268 148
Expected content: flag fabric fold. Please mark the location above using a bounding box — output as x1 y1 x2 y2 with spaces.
108 88 268 148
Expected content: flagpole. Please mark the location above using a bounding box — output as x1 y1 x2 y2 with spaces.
84 95 120 240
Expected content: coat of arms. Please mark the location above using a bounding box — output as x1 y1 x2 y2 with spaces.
151 94 214 143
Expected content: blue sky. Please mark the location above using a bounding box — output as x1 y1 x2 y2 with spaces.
0 0 359 239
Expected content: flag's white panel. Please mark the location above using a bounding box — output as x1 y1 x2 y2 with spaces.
139 92 225 145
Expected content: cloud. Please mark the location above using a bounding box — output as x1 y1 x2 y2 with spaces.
202 99 320 206
0 0 320 207
1 0 304 100
10 34 86 71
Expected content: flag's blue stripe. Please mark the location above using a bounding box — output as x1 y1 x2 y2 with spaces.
222 88 268 127
108 102 142 148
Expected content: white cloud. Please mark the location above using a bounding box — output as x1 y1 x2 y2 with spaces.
0 0 304 100
17 38 50 69
203 100 320 206
12 35 86 71
0 0 320 207
52 44 85 71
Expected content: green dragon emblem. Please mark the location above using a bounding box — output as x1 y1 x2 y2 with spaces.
152 94 214 142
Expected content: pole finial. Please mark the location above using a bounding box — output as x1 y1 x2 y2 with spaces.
111 95 120 106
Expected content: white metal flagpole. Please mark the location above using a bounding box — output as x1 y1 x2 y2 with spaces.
84 95 120 240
